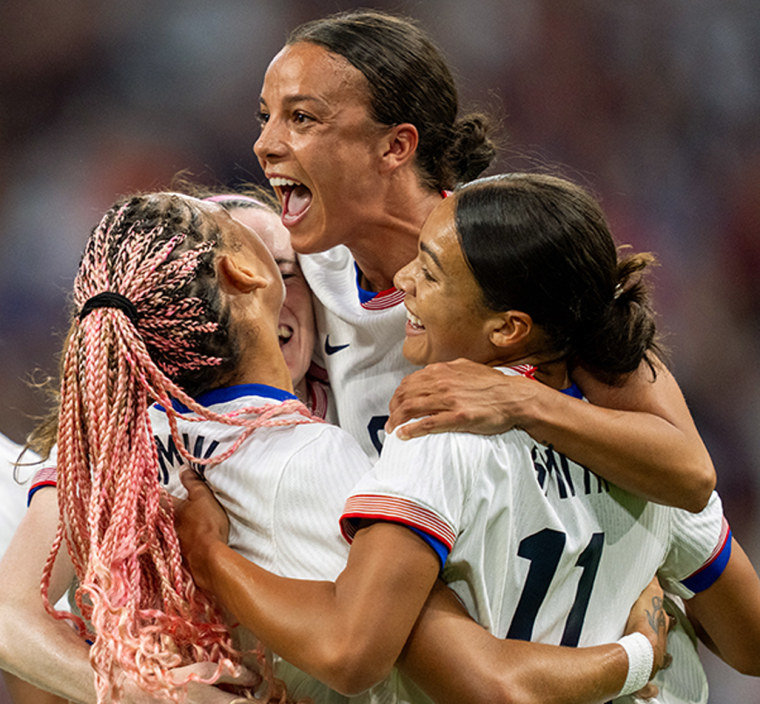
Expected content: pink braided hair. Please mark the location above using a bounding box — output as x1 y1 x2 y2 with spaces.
42 193 317 703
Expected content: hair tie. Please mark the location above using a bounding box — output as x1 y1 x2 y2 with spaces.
79 292 139 324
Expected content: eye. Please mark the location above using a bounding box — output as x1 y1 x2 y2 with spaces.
293 111 313 124
421 266 436 282
257 110 270 125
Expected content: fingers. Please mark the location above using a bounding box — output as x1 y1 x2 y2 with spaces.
180 468 208 495
395 413 462 440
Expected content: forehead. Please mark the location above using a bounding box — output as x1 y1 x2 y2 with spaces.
420 197 458 247
261 41 370 107
228 207 292 260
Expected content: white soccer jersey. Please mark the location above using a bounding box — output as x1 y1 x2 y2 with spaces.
0 434 37 559
150 383 402 704
341 368 729 697
299 246 415 458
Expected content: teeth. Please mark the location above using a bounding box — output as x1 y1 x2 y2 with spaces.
407 311 424 328
278 324 293 341
269 177 301 188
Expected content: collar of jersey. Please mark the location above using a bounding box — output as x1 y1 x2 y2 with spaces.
153 383 298 414
354 263 402 305
499 365 583 399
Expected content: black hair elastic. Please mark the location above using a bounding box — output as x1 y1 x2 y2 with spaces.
79 291 139 324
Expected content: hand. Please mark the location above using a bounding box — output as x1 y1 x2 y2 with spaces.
623 577 673 699
169 662 265 704
386 359 538 440
173 469 230 589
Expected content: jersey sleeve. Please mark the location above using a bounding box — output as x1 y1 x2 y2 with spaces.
340 427 477 566
272 424 374 581
658 491 732 599
27 465 58 506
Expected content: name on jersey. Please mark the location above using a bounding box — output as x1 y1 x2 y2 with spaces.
531 444 609 498
154 433 219 484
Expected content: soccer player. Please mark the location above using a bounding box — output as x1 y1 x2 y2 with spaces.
255 9 715 511
173 174 760 703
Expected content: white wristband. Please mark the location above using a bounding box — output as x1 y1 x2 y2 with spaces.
617 632 654 696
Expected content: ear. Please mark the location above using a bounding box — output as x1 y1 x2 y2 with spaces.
488 310 533 350
379 123 419 172
217 254 269 294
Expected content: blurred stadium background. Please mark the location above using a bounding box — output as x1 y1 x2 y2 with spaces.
1 1 758 700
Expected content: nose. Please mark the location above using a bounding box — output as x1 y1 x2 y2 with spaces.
393 260 416 296
253 119 286 165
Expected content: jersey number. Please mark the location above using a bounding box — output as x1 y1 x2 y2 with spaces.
506 528 604 646
368 415 389 454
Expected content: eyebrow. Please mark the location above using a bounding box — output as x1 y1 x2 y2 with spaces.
259 95 327 109
420 241 444 272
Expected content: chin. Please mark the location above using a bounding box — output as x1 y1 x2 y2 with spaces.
402 341 428 367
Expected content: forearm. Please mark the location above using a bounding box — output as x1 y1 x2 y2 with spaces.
522 386 712 510
389 359 714 510
398 583 630 704
0 602 99 703
187 521 439 694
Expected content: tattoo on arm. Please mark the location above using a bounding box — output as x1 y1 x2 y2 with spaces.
646 595 666 631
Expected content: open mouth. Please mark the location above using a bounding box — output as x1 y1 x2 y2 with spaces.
406 309 425 330
269 177 312 225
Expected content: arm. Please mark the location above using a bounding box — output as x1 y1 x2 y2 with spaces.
387 357 714 511
177 472 669 703
398 578 669 704
683 537 760 675
0 487 251 704
175 470 441 695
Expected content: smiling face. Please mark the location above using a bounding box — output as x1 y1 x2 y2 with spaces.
228 206 315 388
254 41 391 254
393 197 502 367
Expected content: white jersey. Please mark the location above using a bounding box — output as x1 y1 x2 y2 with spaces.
299 246 415 458
0 434 39 559
150 383 402 704
341 368 729 700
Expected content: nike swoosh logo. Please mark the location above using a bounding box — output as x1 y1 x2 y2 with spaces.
324 335 350 355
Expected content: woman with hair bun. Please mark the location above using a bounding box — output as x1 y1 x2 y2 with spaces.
256 9 715 514
177 173 760 703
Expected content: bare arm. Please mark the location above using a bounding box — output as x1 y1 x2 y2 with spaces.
398 578 669 704
683 537 760 675
0 488 252 704
177 471 669 703
387 358 714 511
175 470 441 695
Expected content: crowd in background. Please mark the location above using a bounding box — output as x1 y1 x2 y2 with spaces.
1 1 758 699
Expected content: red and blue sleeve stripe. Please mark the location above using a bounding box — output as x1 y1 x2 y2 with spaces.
681 518 733 593
341 494 454 569
27 466 58 506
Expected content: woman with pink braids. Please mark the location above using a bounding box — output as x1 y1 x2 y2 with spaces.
0 191 348 704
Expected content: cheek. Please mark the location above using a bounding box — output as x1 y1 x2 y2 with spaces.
285 283 315 329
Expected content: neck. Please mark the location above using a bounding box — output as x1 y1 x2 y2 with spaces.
349 184 443 292
230 328 294 394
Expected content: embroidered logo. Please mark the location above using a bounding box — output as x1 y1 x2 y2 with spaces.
324 335 350 355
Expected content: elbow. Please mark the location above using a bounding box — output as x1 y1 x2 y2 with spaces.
319 641 395 696
683 463 716 513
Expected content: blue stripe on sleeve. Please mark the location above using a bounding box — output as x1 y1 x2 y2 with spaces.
407 525 450 570
681 527 733 593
